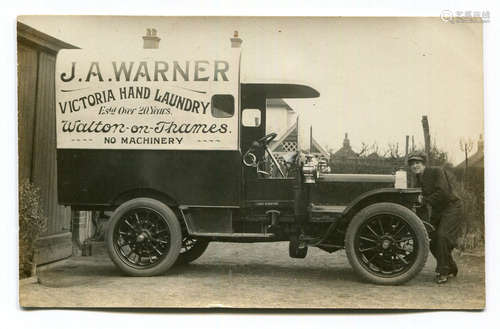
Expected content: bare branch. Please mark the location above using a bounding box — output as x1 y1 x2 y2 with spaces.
357 142 369 157
386 142 400 159
369 142 380 156
460 137 474 153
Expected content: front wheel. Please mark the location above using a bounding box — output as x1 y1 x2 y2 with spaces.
345 203 429 285
106 198 182 276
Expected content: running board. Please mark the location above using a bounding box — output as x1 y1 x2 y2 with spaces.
309 204 346 222
190 232 275 238
310 205 347 213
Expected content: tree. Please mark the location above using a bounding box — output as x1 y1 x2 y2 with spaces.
422 116 431 164
385 142 401 160
368 142 380 157
356 142 369 157
429 141 451 167
459 137 474 187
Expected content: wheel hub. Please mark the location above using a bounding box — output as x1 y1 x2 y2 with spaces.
377 234 395 250
381 239 392 250
136 230 152 243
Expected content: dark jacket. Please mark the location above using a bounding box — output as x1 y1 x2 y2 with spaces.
416 166 460 214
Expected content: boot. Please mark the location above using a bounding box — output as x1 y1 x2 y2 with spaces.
435 274 449 284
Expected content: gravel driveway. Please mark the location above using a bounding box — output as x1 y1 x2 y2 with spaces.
19 242 484 309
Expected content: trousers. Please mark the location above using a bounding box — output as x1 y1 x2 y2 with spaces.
429 200 464 275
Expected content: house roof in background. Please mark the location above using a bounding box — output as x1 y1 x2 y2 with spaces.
266 99 294 111
310 137 329 157
456 151 484 168
270 119 298 152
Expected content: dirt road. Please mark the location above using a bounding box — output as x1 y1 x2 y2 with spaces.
19 242 484 309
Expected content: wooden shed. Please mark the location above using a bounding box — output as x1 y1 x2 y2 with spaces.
17 22 79 264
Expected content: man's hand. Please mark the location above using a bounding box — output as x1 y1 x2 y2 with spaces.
425 203 432 220
417 194 424 204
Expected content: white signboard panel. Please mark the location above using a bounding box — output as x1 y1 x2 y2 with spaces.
55 49 240 150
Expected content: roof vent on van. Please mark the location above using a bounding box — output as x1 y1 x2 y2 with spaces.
143 28 161 49
231 30 242 48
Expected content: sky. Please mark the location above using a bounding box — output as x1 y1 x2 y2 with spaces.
18 16 484 164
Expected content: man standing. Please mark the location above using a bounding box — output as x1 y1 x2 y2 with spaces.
408 152 463 284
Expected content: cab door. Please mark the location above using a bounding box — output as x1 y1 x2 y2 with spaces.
240 89 266 153
239 87 295 219
240 88 267 202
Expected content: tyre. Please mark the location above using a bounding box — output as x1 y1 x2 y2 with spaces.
345 202 429 285
106 198 182 276
175 237 210 265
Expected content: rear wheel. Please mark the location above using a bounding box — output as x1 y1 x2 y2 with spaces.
106 198 182 276
345 203 429 285
175 237 210 265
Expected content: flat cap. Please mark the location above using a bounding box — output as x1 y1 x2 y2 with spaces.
407 151 427 164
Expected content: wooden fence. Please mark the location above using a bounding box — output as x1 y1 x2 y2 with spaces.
18 22 78 264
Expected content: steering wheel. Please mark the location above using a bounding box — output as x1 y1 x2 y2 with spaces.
257 132 277 146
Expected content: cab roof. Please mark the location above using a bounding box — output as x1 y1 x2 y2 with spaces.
241 83 320 98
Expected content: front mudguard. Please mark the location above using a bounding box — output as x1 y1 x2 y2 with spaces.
342 188 423 217
333 188 425 239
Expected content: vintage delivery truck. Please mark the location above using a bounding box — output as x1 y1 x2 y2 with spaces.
55 41 429 285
